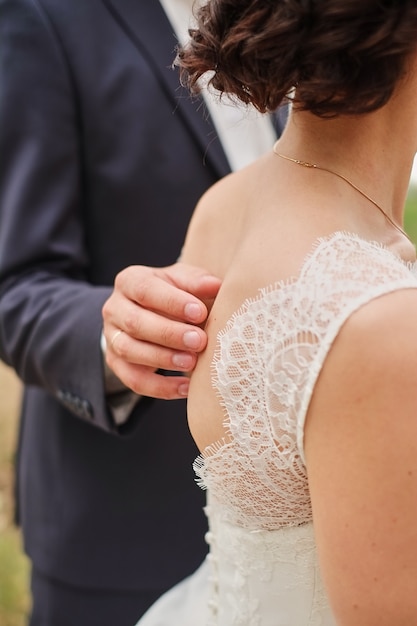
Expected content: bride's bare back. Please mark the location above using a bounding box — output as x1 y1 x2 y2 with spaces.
180 117 417 624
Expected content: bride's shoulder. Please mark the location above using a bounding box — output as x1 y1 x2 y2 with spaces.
340 286 417 351
300 231 416 281
181 160 262 272
304 237 417 431
194 157 262 220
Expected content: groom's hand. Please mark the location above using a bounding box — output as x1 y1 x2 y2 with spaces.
102 263 221 399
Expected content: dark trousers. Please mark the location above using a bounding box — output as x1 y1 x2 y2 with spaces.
29 568 164 626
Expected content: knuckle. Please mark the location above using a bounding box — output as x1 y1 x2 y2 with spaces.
134 276 153 305
101 299 108 316
151 346 175 372
165 293 181 317
115 339 128 360
159 323 177 347
124 312 141 337
114 265 142 291
126 374 144 396
113 269 126 290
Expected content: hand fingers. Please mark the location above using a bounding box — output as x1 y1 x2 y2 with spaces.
106 353 191 400
104 297 207 354
114 265 221 324
105 325 198 374
159 263 222 301
102 263 221 396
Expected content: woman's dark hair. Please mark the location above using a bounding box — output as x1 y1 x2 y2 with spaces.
178 0 417 117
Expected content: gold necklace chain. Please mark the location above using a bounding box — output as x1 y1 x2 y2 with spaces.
273 142 412 243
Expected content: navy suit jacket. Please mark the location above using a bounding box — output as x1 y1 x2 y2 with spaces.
0 0 233 592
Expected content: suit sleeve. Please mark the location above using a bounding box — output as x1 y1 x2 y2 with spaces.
0 0 119 432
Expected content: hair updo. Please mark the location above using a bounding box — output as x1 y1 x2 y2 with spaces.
177 0 417 117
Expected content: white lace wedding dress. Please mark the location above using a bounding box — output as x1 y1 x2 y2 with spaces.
137 232 417 626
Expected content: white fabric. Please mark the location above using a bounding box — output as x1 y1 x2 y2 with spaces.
136 232 417 625
138 558 211 626
159 0 277 171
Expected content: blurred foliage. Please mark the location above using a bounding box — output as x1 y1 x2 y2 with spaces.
0 364 30 626
405 183 417 244
0 529 30 626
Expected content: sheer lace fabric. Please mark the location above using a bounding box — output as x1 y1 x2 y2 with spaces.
137 233 417 626
194 232 417 624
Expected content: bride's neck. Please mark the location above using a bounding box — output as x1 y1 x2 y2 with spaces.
278 103 415 226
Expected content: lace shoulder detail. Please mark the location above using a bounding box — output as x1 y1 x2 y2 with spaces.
194 232 417 530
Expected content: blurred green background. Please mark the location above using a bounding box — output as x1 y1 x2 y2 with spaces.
0 187 416 626
405 184 417 243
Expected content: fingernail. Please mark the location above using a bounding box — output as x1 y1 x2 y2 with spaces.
184 302 202 322
172 353 194 369
183 330 201 350
178 381 189 396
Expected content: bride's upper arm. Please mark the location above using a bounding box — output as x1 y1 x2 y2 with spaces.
304 288 417 626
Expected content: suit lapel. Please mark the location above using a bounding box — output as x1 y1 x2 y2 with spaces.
102 0 231 179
